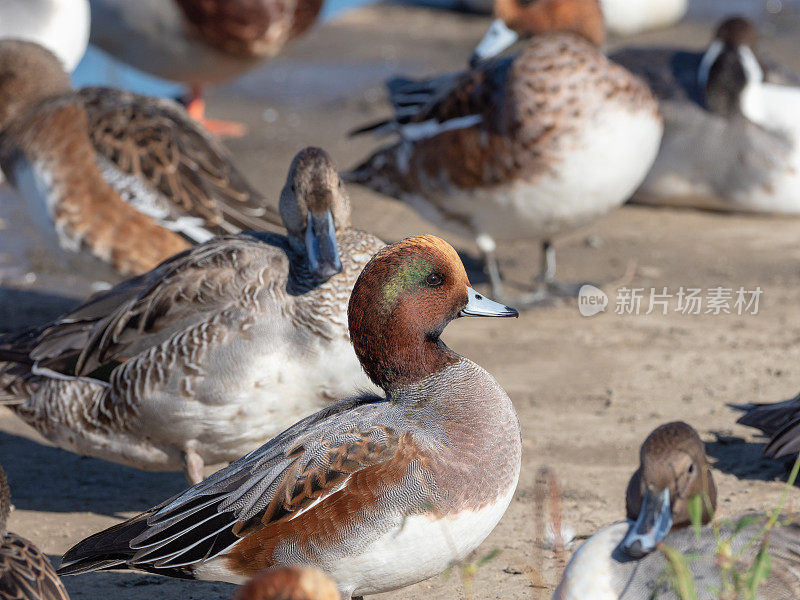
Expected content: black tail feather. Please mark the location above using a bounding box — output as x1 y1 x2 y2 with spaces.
58 513 151 576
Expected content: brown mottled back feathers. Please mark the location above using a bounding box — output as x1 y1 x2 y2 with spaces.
77 87 282 234
348 34 658 196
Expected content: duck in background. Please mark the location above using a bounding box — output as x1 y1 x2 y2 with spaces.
87 0 324 136
346 0 661 306
554 421 800 599
0 147 385 485
0 463 70 600
458 0 687 36
0 0 89 73
57 235 520 600
612 17 800 214
233 567 340 600
0 40 282 278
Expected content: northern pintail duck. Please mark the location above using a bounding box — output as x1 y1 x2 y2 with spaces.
88 0 323 136
0 40 281 277
612 17 800 214
57 235 521 599
0 463 70 600
0 147 385 485
0 0 89 73
735 391 800 458
234 567 340 600
555 421 800 599
346 0 662 305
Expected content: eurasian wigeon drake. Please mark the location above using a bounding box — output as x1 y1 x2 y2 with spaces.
346 0 662 306
56 235 521 599
234 567 340 600
0 40 282 277
0 147 385 485
0 463 70 600
0 0 89 73
555 422 800 599
734 391 800 459
88 0 324 136
612 17 800 214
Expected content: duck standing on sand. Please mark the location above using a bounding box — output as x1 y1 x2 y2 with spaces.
88 0 324 136
612 17 800 214
0 463 70 600
555 421 800 599
0 147 385 485
346 0 662 305
0 40 282 277
57 235 521 600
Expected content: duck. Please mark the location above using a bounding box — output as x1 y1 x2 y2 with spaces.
0 146 386 485
56 235 521 599
0 0 89 73
87 0 324 136
0 463 70 600
611 17 800 214
233 567 340 600
345 0 662 306
455 0 687 36
734 392 800 458
0 39 282 278
554 421 800 599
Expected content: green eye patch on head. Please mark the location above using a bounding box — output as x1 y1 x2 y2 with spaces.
380 257 434 311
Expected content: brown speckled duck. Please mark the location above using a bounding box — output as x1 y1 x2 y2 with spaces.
56 235 520 600
0 40 281 277
0 147 385 485
346 0 662 306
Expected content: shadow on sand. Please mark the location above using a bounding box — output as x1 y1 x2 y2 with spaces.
0 430 188 517
0 287 82 333
705 433 796 482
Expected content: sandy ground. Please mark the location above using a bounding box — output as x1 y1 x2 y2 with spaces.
2 5 800 599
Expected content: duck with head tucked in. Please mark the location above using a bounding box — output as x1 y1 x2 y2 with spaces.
0 39 282 278
612 17 800 214
346 0 662 306
234 567 340 600
56 235 521 600
0 463 70 600
0 147 385 485
555 421 800 599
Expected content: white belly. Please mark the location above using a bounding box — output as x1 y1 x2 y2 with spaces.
600 0 687 35
409 107 662 242
334 483 517 597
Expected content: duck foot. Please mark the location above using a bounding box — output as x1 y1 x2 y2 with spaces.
185 86 247 138
183 449 205 485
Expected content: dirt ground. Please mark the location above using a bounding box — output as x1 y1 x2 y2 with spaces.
2 5 800 599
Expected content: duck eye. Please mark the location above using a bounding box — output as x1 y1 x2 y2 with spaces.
425 272 443 287
688 464 695 474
